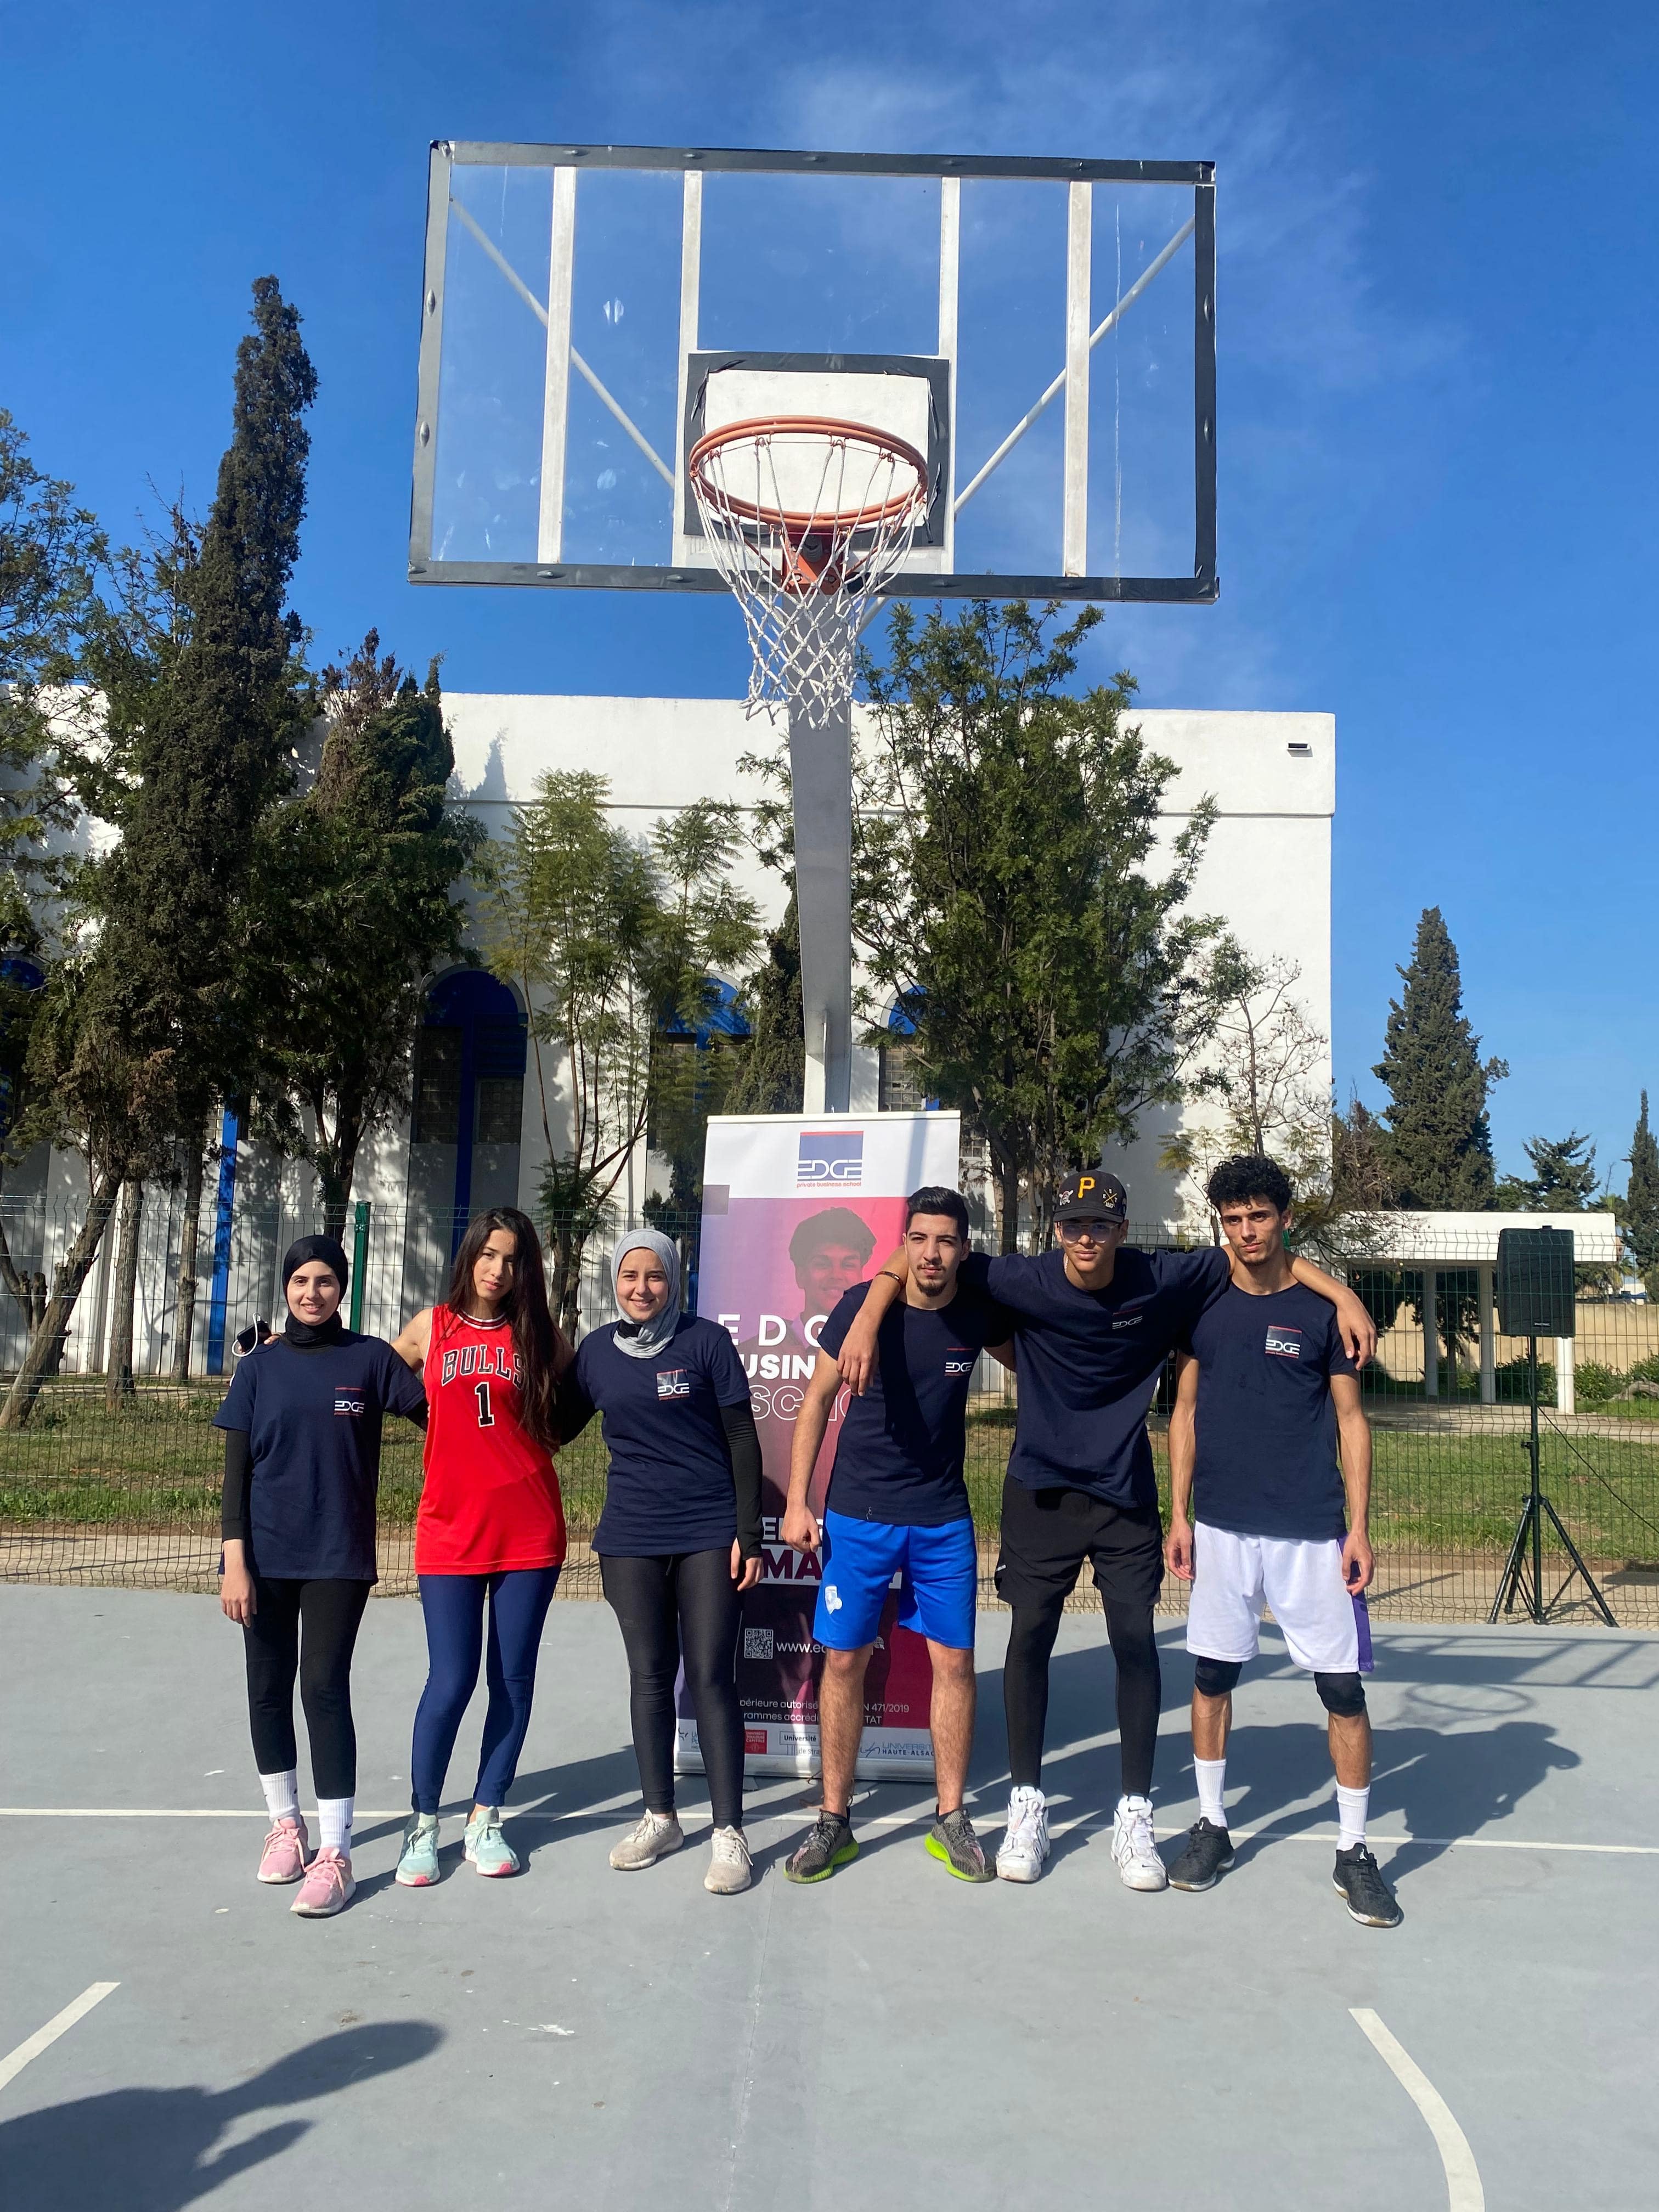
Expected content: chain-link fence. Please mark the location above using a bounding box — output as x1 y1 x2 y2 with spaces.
3 1200 1657 1624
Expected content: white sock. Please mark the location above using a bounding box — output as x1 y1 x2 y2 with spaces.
317 1796 354 1856
1194 1756 1227 1829
259 1770 300 1824
1336 1783 1369 1852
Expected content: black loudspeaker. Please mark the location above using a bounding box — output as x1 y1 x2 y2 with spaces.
1496 1227 1576 1338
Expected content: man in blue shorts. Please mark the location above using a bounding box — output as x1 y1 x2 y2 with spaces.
1164 1154 1401 1927
780 1186 1013 1884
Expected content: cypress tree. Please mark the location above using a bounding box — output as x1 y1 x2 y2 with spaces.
727 896 804 1115
95 275 318 1133
1624 1092 1659 1296
1373 906 1507 1209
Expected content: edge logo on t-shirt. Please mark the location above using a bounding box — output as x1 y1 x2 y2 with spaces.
1263 1324 1302 1359
944 1349 974 1376
333 1389 366 1417
655 1368 691 1400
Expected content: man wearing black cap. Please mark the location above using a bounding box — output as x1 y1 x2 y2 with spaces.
835 1169 1377 1889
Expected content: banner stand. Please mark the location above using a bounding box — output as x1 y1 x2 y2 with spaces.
674 1110 962 1782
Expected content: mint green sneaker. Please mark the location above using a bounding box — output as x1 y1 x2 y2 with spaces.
395 1813 441 1888
464 1805 521 1878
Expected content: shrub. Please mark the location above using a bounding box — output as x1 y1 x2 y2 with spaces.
1574 1362 1626 1403
1494 1355 1556 1406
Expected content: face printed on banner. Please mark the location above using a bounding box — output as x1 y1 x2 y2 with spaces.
797 1238 868 1313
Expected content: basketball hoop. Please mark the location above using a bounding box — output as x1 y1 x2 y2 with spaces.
687 415 931 718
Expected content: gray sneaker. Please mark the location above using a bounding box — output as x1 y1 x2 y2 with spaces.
784 1810 858 1884
704 1826 753 1894
926 1808 995 1882
609 1810 683 1870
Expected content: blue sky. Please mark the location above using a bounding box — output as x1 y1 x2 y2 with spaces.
6 1 1656 1189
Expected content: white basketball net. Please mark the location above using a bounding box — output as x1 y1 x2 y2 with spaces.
687 417 930 719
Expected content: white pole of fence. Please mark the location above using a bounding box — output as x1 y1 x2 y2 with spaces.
1478 1265 1497 1406
1556 1333 1575 1415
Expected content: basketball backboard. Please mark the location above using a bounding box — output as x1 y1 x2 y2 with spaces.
409 144 1217 605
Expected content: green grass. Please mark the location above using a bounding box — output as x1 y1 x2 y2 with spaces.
4 1384 1658 1571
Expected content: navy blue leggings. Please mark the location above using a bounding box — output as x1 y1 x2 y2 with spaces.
411 1568 560 1814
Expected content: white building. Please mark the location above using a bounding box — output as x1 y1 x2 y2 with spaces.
1 696 1335 1373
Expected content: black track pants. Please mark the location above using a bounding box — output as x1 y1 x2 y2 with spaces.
600 1549 746 1831
1004 1596 1162 1798
242 1577 371 1797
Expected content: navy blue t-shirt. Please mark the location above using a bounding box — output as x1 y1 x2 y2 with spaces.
213 1333 427 1581
816 1283 1014 1527
1184 1282 1358 1541
571 1314 753 1556
961 1245 1232 1507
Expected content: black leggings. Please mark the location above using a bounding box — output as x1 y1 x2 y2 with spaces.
600 1549 745 1831
1005 1594 1161 1799
242 1577 371 1798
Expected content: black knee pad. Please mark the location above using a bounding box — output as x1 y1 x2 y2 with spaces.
1193 1656 1242 1698
1314 1670 1366 1718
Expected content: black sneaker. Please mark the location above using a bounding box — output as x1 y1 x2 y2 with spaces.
1168 1818 1235 1892
785 1810 859 1884
1333 1843 1403 1927
925 1808 995 1883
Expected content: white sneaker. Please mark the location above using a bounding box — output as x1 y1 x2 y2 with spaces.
996 1786 1050 1883
609 1810 684 1870
1110 1795 1167 1891
704 1826 753 1895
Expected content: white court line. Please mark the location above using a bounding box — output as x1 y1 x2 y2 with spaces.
1351 2007 1485 2211
0 1983 119 2095
0 1805 1653 1855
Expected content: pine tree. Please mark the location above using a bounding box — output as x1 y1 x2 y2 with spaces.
1499 1131 1599 1210
1373 907 1507 1208
1623 1092 1659 1296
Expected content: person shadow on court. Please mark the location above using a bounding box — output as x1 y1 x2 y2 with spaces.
0 2021 441 2210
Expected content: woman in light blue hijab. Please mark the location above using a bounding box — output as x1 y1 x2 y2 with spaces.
555 1229 763 1895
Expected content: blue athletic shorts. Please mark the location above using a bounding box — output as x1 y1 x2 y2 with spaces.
814 1509 978 1652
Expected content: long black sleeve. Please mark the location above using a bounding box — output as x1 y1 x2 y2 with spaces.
720 1400 764 1560
221 1427 253 1545
555 1368 597 1447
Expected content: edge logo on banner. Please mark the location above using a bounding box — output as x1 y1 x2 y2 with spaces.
797 1128 863 1188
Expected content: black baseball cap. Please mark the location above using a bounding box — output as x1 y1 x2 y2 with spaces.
1054 1170 1127 1222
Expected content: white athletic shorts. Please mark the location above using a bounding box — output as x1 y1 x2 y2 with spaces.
1184 1522 1368 1673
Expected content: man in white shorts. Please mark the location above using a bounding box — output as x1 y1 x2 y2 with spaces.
1164 1154 1401 1927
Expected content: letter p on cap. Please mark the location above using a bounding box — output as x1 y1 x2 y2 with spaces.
1080 1176 1094 1193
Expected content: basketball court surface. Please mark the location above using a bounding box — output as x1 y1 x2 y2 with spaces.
3 1584 1654 2208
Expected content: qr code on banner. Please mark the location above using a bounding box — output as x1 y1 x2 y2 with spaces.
743 1628 775 1661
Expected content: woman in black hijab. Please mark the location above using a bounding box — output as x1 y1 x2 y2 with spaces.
214 1235 428 1919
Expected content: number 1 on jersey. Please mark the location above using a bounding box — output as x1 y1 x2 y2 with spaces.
474 1379 495 1428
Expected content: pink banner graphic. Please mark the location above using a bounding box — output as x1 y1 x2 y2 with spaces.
678 1111 962 1778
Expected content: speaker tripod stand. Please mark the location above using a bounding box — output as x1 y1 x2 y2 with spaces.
1489 1335 1616 1626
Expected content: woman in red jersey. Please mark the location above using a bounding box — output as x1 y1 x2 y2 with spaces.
387 1207 569 1885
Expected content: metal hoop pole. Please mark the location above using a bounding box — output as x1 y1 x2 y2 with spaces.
788 605 853 1115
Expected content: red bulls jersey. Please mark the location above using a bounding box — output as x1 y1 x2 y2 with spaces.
414 1307 567 1574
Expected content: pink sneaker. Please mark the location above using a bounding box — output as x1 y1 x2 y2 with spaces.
290 1846 355 1918
257 1815 309 1884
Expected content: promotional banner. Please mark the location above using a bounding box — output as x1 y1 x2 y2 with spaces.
677 1110 962 1778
